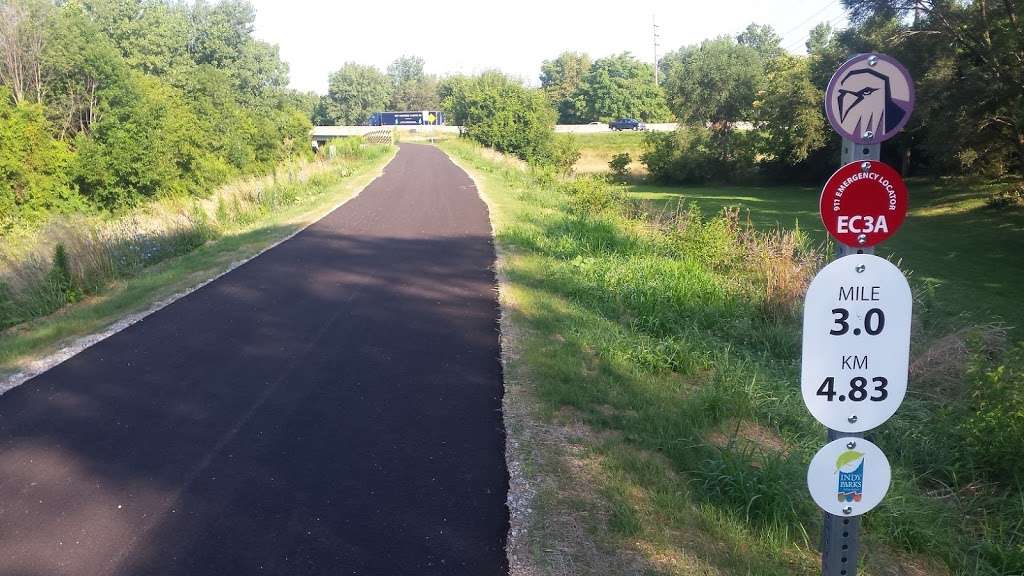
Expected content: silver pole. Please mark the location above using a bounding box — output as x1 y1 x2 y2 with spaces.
820 138 880 576
652 15 660 85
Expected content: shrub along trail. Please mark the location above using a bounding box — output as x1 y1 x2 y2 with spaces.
0 144 508 575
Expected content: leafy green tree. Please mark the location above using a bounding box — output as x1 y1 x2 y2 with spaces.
178 65 251 173
540 51 591 123
187 0 255 68
73 72 205 207
41 2 126 138
0 0 53 104
641 125 757 183
753 54 826 165
396 75 440 111
805 22 847 89
608 152 631 178
442 71 557 164
230 39 290 106
283 90 320 119
843 0 1024 175
663 37 762 127
737 23 783 62
387 54 424 86
582 52 670 122
83 0 191 76
315 63 391 125
437 74 469 104
386 55 439 111
269 107 314 161
0 87 82 231
0 0 319 228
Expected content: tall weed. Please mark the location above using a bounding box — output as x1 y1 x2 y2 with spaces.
0 146 391 331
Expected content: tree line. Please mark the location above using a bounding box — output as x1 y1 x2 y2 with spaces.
2 0 1019 235
448 0 1022 181
311 55 442 126
0 0 314 234
544 1 1020 182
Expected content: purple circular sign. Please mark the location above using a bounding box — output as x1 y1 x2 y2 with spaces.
825 53 915 144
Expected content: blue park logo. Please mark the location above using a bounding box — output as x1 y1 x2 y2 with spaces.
836 450 865 503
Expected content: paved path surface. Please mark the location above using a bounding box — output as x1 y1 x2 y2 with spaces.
0 144 508 576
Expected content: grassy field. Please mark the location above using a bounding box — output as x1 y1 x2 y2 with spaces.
572 131 648 176
629 180 1024 333
0 145 395 381
441 138 1022 576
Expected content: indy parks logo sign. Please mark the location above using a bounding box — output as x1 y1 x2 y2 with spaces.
807 437 891 517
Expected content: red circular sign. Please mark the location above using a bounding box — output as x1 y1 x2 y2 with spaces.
820 161 908 247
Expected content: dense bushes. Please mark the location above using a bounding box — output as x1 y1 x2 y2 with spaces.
443 71 580 170
608 153 631 179
542 134 582 174
561 176 627 216
0 89 84 230
0 0 313 234
73 72 205 206
641 127 757 184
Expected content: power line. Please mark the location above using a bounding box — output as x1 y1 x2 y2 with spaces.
780 0 840 39
783 12 849 53
784 12 848 52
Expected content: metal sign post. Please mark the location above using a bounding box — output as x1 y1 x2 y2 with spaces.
838 140 878 258
824 133 874 571
808 52 917 576
821 428 862 576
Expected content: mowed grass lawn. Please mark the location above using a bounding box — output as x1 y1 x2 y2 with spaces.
630 179 1024 332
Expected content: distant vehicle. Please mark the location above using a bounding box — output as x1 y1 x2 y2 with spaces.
368 111 445 126
587 121 601 125
608 118 645 131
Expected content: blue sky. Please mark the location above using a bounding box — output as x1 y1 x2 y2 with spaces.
248 0 849 94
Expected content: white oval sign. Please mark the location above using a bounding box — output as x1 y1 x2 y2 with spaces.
807 437 891 516
801 254 912 432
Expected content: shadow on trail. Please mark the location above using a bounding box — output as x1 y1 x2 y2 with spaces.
0 144 508 576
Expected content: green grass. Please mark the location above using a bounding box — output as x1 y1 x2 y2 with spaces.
0 146 396 378
629 180 1024 332
441 138 1021 575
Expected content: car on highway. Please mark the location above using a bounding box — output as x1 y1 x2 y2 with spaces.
608 118 645 131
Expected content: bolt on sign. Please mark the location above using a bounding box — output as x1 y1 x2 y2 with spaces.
825 53 915 144
807 437 891 517
801 254 912 433
820 160 908 248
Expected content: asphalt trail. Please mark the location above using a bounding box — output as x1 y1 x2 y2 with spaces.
0 144 508 576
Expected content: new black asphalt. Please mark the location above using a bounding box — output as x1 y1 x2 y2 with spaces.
0 144 508 576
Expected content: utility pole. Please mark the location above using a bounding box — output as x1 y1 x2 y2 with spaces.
652 14 660 85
